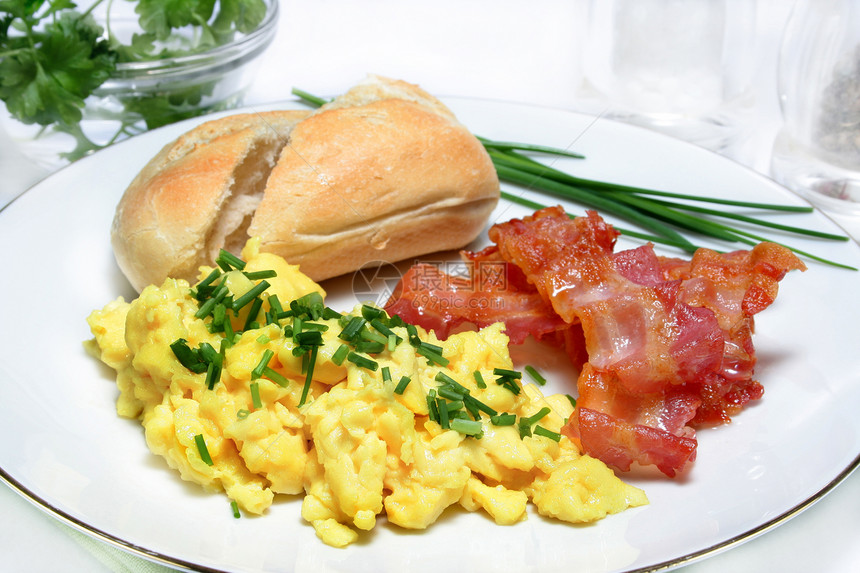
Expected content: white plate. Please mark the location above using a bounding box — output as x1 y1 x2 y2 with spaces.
1 98 859 573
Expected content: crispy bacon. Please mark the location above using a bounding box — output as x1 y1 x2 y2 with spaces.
568 407 698 478
383 261 567 344
491 207 727 396
384 206 804 477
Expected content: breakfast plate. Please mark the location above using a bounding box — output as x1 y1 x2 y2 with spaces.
1 98 859 573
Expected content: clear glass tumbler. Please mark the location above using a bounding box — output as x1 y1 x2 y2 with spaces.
581 0 757 156
771 0 860 213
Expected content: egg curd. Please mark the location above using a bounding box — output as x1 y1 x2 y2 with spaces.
86 238 647 547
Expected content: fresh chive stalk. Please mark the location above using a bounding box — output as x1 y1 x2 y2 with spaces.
194 434 214 466
394 375 411 394
331 344 350 366
251 349 274 380
347 352 378 371
299 346 319 407
250 381 262 409
524 365 547 386
473 370 487 389
292 86 852 269
451 418 483 436
262 366 290 387
533 425 561 442
216 249 246 271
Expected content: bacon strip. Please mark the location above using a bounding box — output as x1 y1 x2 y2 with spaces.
491 207 727 396
384 259 568 344
384 206 804 477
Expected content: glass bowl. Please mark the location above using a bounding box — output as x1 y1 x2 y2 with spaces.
0 0 279 170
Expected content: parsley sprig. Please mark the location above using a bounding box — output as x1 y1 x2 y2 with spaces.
0 0 267 161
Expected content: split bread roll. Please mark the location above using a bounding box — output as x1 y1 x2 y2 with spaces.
111 75 500 292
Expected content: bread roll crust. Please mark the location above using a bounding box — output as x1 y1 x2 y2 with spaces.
111 110 310 292
111 76 500 291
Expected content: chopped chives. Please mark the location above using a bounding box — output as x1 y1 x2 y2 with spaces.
232 280 271 312
216 249 246 271
519 407 551 438
416 345 449 367
170 339 206 373
267 293 283 314
231 500 241 518
437 396 450 429
406 323 420 345
236 409 250 419
437 385 465 401
464 394 497 417
493 367 521 379
463 399 481 421
198 342 218 363
445 399 465 413
451 418 484 437
296 330 324 347
361 328 388 345
361 304 385 321
256 334 270 344
565 394 577 408
473 370 487 389
434 371 462 388
419 341 444 354
370 319 402 344
262 366 289 387
354 340 386 354
251 349 274 380
381 366 391 382
523 407 551 425
387 334 397 352
242 297 264 331
194 268 221 299
525 365 547 386
212 303 227 330
250 381 262 409
331 344 350 366
194 434 214 466
339 316 366 341
292 292 325 320
533 425 562 442
496 376 521 395
292 316 303 340
394 375 411 394
491 412 516 426
223 318 235 344
195 283 228 319
322 307 342 320
243 269 277 280
427 390 439 422
301 321 330 332
299 345 319 407
347 352 378 371
205 355 222 390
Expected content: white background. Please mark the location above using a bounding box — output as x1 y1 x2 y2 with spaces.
2 1 859 571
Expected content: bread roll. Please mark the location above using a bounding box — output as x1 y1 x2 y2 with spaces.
111 76 500 292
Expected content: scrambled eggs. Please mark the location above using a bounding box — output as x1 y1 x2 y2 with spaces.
86 238 647 547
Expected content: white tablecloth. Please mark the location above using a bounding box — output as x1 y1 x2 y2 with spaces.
2 1 859 571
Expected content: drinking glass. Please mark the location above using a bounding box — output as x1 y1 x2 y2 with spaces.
770 0 860 213
581 0 757 156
